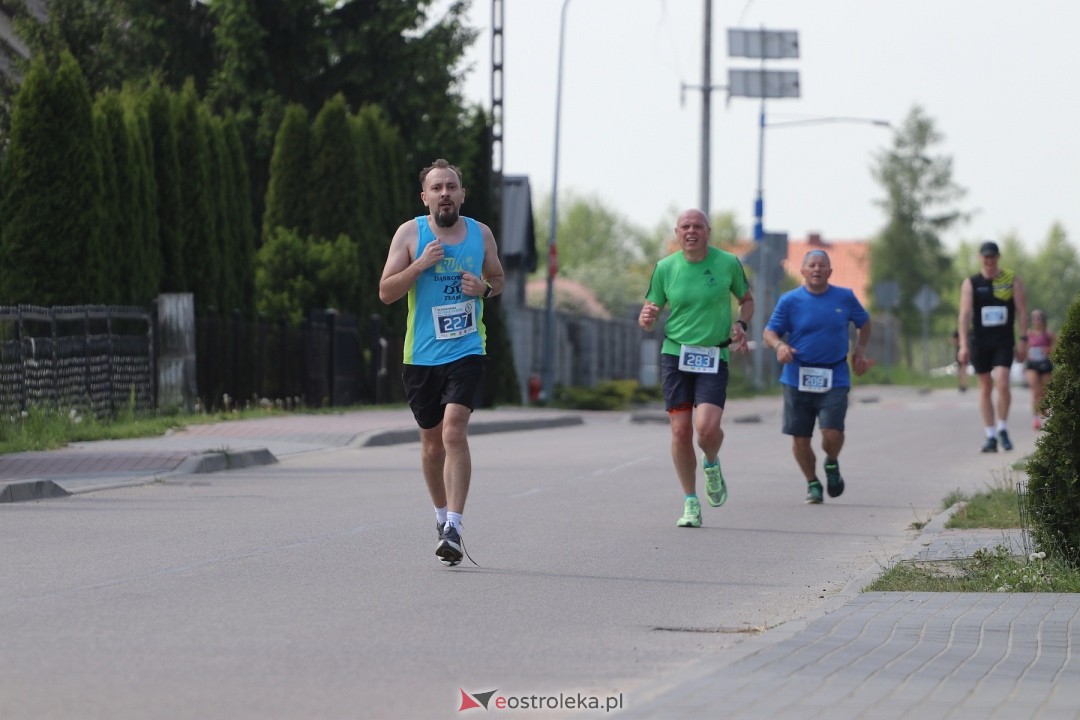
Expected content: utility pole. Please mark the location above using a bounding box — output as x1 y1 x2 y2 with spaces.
699 0 712 217
681 0 725 218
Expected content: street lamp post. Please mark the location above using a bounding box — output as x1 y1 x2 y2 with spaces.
540 0 573 403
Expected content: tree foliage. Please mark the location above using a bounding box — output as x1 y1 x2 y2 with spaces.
533 191 663 317
869 105 966 366
1026 293 1080 568
141 80 185 292
0 51 102 304
173 79 219 310
262 103 311 242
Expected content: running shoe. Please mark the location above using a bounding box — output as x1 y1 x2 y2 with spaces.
702 454 728 508
436 523 464 567
998 430 1013 451
677 497 702 528
980 436 998 453
805 480 823 505
824 459 844 498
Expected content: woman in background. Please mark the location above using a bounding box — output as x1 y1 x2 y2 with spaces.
1024 309 1056 430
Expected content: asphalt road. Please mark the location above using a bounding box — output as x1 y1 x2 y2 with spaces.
0 386 1035 719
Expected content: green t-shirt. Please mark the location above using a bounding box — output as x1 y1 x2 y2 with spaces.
645 247 750 361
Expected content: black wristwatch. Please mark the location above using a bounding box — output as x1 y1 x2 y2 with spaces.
735 319 748 332
482 281 493 298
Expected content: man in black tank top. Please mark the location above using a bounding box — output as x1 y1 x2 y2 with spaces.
956 241 1028 453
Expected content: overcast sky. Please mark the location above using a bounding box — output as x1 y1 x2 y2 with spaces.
451 0 1080 252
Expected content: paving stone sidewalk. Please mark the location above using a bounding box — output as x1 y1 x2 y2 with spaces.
622 520 1079 720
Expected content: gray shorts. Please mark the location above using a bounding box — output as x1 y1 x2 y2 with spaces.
782 384 849 436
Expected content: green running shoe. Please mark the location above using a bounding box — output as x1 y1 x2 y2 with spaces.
805 480 824 505
702 454 728 507
824 459 844 498
677 497 702 527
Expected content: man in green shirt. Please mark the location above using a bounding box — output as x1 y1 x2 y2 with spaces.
639 209 754 528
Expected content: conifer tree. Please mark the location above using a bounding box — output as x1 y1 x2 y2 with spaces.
142 81 185 292
174 80 218 312
224 113 256 314
92 92 124 303
123 89 163 305
262 103 311 242
1026 293 1080 568
0 52 102 305
308 94 366 317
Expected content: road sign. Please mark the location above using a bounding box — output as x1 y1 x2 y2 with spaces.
728 69 800 99
727 29 799 59
913 285 940 314
875 280 900 310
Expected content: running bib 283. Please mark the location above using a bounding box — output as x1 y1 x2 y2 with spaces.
678 344 719 374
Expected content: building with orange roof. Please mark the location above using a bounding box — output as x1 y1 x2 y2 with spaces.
784 233 872 307
728 232 873 307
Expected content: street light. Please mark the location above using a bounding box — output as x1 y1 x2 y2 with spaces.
540 0 573 403
756 114 893 240
749 114 893 388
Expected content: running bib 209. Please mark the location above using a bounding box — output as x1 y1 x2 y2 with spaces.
432 301 477 339
678 344 719 374
798 366 832 393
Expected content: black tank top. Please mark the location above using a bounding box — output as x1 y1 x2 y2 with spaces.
970 270 1016 346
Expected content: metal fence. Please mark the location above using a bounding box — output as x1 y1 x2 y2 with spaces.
195 309 368 411
0 301 651 417
0 305 155 418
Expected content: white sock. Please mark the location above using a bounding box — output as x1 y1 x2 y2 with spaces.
985 427 996 439
997 420 1008 433
435 506 448 526
447 511 463 532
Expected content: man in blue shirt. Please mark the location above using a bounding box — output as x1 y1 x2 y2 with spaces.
762 250 872 504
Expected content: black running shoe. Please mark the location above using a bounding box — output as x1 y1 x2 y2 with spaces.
436 523 464 567
981 436 998 453
824 459 844 498
998 430 1013 451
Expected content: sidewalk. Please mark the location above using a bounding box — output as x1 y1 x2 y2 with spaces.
622 511 1079 720
0 406 584 502
3 405 1077 718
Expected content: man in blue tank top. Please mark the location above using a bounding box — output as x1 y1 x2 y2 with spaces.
379 159 505 567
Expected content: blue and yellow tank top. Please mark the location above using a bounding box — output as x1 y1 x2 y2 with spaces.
404 216 488 365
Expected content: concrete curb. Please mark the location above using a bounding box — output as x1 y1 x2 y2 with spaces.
355 414 584 447
0 479 72 503
0 416 583 502
0 448 280 503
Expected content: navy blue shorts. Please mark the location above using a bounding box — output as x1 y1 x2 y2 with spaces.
660 353 729 411
782 384 850 436
401 355 487 429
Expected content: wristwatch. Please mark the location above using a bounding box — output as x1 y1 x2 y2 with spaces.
483 281 493 298
735 319 748 332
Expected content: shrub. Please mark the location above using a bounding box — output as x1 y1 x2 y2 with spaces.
1025 293 1080 567
553 380 640 411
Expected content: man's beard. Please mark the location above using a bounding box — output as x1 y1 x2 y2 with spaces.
434 208 459 227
